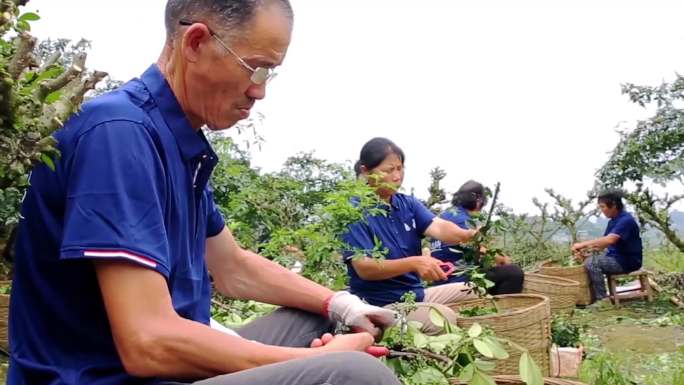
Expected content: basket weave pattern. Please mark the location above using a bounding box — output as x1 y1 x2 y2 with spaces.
523 273 579 315
448 294 551 376
0 280 10 351
452 374 587 384
539 262 592 305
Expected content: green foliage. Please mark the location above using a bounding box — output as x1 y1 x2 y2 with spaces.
210 135 386 288
210 297 276 329
380 295 541 385
579 352 635 385
0 280 10 295
459 305 498 318
550 314 584 348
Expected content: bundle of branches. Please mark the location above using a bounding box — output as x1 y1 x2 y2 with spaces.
654 272 684 307
0 0 108 251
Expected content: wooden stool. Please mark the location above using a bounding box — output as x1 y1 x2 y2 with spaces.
607 270 653 308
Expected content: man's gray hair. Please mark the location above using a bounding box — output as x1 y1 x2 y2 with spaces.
164 0 293 42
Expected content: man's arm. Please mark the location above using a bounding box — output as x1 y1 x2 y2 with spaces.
205 226 333 314
572 234 620 253
94 260 375 379
424 217 477 245
205 226 396 336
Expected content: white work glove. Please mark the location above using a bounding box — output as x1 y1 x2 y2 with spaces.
325 291 397 335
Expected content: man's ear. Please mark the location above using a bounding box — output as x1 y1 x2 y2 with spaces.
180 23 213 63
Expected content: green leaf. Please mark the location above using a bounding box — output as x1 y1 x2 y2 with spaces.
468 323 482 338
473 338 494 358
429 307 446 329
413 332 428 348
15 19 30 32
36 67 64 83
470 369 497 385
474 359 497 372
519 351 543 385
40 154 55 171
483 336 509 359
45 91 62 104
18 12 40 22
427 341 447 353
459 363 475 382
410 367 448 385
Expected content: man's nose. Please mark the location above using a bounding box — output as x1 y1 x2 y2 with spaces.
246 82 266 100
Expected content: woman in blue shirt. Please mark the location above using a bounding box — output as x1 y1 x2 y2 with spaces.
341 138 478 335
430 180 524 295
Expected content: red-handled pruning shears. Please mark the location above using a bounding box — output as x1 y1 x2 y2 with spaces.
439 261 456 276
366 345 417 358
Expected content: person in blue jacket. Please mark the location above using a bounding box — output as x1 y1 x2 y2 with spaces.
341 138 479 335
572 189 643 302
7 2 401 385
429 180 524 294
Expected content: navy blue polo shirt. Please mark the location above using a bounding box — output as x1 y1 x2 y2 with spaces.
8 64 225 385
604 210 643 272
341 193 435 307
429 206 472 283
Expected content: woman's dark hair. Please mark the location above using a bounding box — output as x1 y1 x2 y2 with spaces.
597 188 624 210
452 180 488 210
355 137 405 176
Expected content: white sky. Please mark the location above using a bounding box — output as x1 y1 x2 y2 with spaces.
27 0 684 213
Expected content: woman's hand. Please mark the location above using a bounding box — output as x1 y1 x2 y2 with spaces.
411 256 448 282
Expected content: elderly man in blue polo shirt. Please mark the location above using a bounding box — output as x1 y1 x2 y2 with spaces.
571 189 643 303
8 1 400 385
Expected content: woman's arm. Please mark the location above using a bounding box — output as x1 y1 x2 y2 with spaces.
424 217 477 245
351 255 448 282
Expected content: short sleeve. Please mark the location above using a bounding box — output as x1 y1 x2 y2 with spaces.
340 221 375 262
410 196 436 234
59 121 170 277
205 186 225 237
441 209 470 229
609 215 637 241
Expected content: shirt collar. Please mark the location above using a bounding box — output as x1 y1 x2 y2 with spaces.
140 64 209 161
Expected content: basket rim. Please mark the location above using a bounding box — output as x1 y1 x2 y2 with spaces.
452 293 550 321
524 272 580 287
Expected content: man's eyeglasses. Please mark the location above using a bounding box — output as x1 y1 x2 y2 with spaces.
179 20 277 85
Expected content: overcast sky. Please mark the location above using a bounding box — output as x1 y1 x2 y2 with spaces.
26 0 684 213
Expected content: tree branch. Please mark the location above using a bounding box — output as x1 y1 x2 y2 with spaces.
8 32 37 80
34 52 86 101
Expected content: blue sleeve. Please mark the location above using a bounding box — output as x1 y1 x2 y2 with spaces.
205 186 225 237
59 121 170 277
440 209 470 229
609 215 637 240
410 196 436 234
340 221 375 262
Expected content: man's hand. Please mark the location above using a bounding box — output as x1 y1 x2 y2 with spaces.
412 256 449 282
571 242 586 253
326 291 396 338
310 332 375 353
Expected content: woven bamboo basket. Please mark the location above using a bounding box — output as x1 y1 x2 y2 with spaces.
452 375 587 385
523 273 580 315
448 294 551 376
0 280 10 351
539 261 592 305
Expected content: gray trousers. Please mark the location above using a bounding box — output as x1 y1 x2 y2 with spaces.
584 255 626 300
164 308 401 385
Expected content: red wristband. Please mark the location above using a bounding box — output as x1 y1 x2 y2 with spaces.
322 293 335 318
